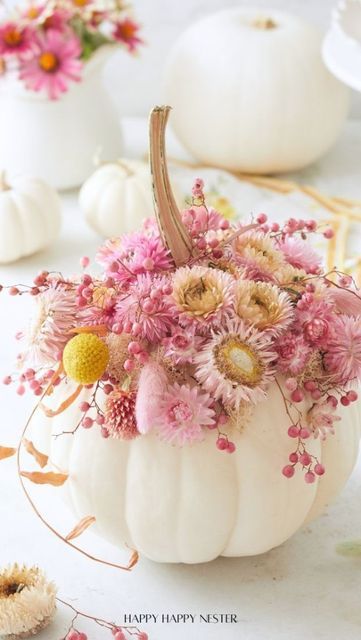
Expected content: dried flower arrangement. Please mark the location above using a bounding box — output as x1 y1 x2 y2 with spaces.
1 106 360 488
0 0 142 99
0 564 147 640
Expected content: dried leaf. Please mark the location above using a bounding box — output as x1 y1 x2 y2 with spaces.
65 515 96 541
127 549 139 570
22 439 48 469
41 384 82 417
20 471 68 486
0 446 16 461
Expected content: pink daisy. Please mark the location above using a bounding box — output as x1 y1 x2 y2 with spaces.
194 319 277 408
275 333 311 376
115 273 174 343
112 17 143 52
278 237 322 273
0 22 35 56
19 29 82 100
162 327 205 365
42 8 72 32
155 383 215 446
296 298 335 347
329 287 361 317
324 315 361 384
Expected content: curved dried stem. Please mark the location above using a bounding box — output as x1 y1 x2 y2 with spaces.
149 105 194 266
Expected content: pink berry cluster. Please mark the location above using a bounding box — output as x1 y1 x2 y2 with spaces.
3 367 60 397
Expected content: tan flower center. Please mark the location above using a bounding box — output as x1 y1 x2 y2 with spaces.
214 336 263 387
73 0 90 6
39 51 58 72
181 278 222 317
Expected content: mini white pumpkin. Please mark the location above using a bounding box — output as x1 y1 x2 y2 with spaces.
27 108 361 565
79 159 161 237
0 173 61 264
165 8 350 173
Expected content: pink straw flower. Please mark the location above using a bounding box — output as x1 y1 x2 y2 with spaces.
307 399 341 440
324 315 361 384
276 333 311 376
0 22 35 56
155 383 215 446
112 17 143 52
19 29 82 100
278 237 322 273
162 328 205 365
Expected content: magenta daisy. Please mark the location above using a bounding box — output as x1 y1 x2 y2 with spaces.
21 284 78 367
275 333 312 376
324 315 361 384
155 383 215 446
104 390 139 440
172 266 235 331
194 319 277 408
112 17 143 52
115 273 174 343
19 29 82 100
278 237 322 273
0 22 35 56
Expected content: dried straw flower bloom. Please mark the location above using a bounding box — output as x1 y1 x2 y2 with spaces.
0 564 56 640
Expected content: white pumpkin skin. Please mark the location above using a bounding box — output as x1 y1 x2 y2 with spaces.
165 8 350 174
79 160 157 238
30 382 361 564
0 175 61 264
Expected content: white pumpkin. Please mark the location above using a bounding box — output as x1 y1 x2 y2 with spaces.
165 8 350 174
0 173 61 264
80 159 164 238
30 382 361 563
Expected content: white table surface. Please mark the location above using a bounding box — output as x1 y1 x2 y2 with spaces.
1 118 361 640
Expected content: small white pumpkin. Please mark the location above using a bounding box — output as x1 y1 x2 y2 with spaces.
0 173 61 264
79 159 160 238
165 8 350 173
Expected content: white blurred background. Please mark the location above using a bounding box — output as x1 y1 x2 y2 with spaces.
104 0 361 117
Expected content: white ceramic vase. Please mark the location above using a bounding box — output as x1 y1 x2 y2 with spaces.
0 47 122 190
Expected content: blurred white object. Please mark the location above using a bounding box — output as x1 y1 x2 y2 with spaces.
0 48 122 190
323 0 361 92
0 173 61 263
165 8 350 174
80 158 183 238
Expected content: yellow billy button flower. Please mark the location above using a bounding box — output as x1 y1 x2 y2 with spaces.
63 333 109 384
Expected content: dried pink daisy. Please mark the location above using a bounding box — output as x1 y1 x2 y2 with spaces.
194 319 277 408
162 328 205 365
278 237 322 273
155 383 215 446
307 399 341 440
21 284 78 367
0 22 35 56
324 315 361 384
234 231 285 280
19 29 82 100
297 298 335 347
172 266 235 330
112 17 143 52
115 273 174 343
104 389 139 440
235 280 294 335
275 333 312 376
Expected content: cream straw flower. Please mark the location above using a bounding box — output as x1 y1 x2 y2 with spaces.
235 280 294 335
0 564 56 640
172 265 235 329
194 319 276 408
234 231 286 278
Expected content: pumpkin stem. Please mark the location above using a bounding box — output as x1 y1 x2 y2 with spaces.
149 106 194 267
0 171 10 191
252 17 277 29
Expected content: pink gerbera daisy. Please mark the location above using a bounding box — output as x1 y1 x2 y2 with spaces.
278 237 322 273
194 319 277 408
155 383 215 446
19 29 82 100
0 22 35 56
324 315 361 384
112 17 143 52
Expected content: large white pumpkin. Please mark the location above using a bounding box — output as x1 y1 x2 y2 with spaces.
30 382 361 563
0 173 61 264
165 8 350 174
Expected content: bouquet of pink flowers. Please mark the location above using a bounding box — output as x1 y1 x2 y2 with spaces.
0 0 142 99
